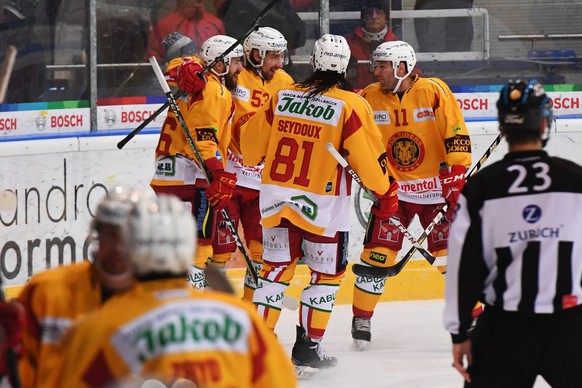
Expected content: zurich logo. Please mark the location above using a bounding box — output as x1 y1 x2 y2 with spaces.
522 204 542 224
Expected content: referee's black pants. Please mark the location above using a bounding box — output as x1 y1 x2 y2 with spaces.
466 304 582 388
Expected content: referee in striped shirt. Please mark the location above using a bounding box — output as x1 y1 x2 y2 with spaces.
444 80 582 387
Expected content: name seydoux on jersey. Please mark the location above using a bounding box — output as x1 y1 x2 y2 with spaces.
277 119 322 139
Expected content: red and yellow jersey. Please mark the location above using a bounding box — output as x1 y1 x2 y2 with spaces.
241 85 391 237
17 261 103 388
152 57 235 187
360 75 472 204
227 67 294 190
230 67 294 154
56 279 296 388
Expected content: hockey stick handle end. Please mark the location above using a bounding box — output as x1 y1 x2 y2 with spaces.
149 57 171 94
325 143 348 168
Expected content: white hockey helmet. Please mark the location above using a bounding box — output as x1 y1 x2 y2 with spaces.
243 27 288 68
91 185 147 291
127 194 196 277
91 185 141 232
372 41 417 92
311 34 351 75
200 34 243 77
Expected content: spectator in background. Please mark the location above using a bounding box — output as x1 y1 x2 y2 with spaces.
0 0 47 103
414 0 474 52
138 31 199 97
344 0 398 89
159 31 198 68
217 0 306 53
147 0 225 62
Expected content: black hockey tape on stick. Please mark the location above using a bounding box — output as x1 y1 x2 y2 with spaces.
325 143 436 264
352 132 505 278
149 57 259 284
117 0 283 149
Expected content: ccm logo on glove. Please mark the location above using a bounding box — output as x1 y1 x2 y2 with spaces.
206 170 237 211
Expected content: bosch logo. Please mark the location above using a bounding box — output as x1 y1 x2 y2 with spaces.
522 204 542 224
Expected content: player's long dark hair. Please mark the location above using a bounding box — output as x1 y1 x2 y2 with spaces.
297 70 354 99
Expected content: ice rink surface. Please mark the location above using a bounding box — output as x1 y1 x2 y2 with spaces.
275 299 551 388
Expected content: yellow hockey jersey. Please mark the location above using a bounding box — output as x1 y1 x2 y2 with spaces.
226 67 294 190
152 60 235 187
360 75 472 204
17 261 104 388
241 85 391 237
56 278 297 388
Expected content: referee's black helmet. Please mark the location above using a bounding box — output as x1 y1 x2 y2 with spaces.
497 80 553 146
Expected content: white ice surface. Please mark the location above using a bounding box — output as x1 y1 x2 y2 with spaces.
275 300 551 388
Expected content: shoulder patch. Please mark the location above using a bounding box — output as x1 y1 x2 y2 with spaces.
196 127 219 143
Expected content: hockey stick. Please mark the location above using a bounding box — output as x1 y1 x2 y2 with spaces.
0 45 17 104
352 132 505 278
0 275 21 388
150 57 259 284
325 143 436 264
204 266 236 294
116 0 283 149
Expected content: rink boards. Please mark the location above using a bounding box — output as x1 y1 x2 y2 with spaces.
2 117 582 302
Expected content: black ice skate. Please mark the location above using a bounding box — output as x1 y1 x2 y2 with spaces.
351 316 371 351
291 325 337 377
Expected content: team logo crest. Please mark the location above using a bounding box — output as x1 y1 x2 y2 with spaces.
388 132 425 172
378 219 400 242
216 221 234 245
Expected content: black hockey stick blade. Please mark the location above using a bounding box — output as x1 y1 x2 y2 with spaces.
352 259 407 278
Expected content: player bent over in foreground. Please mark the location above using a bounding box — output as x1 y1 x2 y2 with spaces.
56 194 296 387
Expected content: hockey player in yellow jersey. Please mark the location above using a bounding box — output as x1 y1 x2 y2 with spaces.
351 41 472 350
150 35 243 290
56 194 297 387
240 34 399 374
209 27 295 302
16 186 139 388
